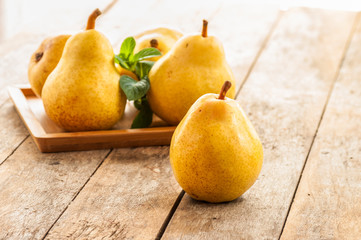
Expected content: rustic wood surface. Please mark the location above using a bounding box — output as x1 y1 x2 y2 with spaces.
162 8 357 239
0 0 360 239
281 13 361 240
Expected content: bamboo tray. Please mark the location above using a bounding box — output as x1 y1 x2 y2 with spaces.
7 86 176 153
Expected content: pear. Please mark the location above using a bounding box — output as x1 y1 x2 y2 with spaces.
28 34 71 97
115 64 138 80
148 20 236 125
42 9 126 132
170 81 263 203
134 27 183 61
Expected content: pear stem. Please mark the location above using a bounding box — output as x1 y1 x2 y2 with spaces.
86 8 102 30
150 39 159 48
202 20 208 38
218 81 232 100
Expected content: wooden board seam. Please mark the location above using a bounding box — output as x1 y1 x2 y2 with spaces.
41 148 113 240
235 10 284 99
0 135 29 167
278 11 361 240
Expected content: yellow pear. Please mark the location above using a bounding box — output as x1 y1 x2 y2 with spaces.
115 64 138 80
148 20 236 125
134 27 183 61
170 81 263 203
42 9 126 132
28 34 71 97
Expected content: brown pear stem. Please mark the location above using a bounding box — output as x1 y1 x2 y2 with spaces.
218 81 232 100
86 8 102 30
150 39 159 48
202 19 208 37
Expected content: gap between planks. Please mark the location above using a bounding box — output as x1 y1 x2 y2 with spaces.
41 149 113 240
155 190 185 240
235 10 284 99
0 135 29 167
278 11 361 240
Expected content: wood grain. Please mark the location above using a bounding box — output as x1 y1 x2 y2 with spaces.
281 13 361 240
0 138 109 239
45 146 180 239
0 99 28 165
210 3 281 91
162 8 357 239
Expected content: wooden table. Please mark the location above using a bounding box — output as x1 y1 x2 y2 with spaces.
1 0 360 239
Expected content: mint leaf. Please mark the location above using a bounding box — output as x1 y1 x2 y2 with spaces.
119 75 150 101
114 55 130 70
115 37 159 128
131 98 153 128
134 48 162 61
135 61 154 79
120 37 136 59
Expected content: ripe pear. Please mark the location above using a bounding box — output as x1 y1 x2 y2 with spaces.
28 34 71 97
134 27 183 61
148 20 236 125
115 64 138 80
170 81 263 203
42 9 126 132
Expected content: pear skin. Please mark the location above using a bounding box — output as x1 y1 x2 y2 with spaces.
148 20 236 125
134 27 183 61
28 34 71 97
170 82 263 203
42 9 126 132
115 64 138 80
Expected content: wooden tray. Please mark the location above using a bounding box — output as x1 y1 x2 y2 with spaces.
7 86 176 153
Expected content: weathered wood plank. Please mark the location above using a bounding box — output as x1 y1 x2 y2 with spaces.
0 99 28 165
162 8 357 239
281 13 361 240
0 138 109 239
45 146 179 239
210 3 281 91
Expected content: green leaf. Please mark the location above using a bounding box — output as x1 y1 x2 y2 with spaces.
120 37 136 59
114 55 130 70
135 61 154 79
119 75 150 101
131 98 153 128
134 47 162 61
